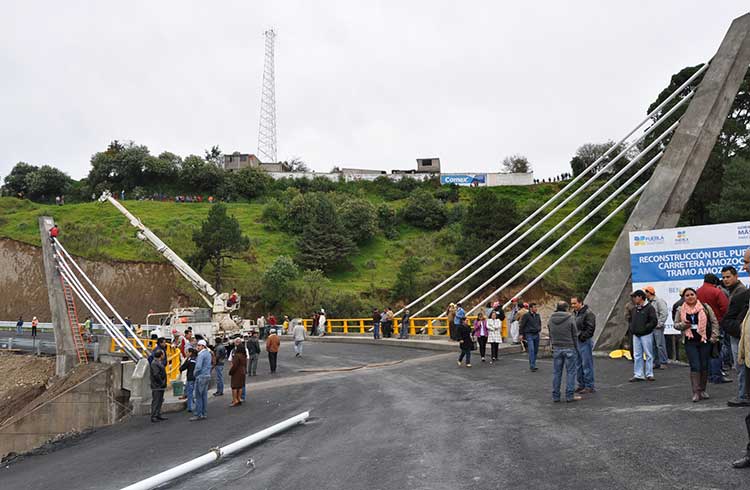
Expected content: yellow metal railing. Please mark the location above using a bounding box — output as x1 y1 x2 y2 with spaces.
301 316 508 338
110 338 181 384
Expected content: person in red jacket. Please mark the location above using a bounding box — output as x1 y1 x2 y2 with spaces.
697 273 731 384
49 224 59 240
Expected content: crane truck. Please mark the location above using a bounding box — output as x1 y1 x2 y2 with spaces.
99 191 244 340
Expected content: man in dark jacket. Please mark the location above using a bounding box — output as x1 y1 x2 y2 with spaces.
150 350 167 423
519 303 542 372
571 296 596 393
549 302 582 403
628 290 657 382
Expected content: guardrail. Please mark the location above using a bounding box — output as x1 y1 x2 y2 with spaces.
301 316 508 337
110 338 181 383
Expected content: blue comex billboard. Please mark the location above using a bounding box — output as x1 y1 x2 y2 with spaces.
440 174 486 186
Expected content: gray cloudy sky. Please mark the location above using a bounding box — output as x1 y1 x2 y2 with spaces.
1 1 748 180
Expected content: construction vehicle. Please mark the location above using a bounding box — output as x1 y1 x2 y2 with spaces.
99 191 242 340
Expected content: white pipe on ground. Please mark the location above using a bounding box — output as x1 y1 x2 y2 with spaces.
119 411 310 490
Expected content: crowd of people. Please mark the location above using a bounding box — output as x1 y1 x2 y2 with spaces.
148 323 303 423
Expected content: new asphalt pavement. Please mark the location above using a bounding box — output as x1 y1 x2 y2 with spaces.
1 341 748 490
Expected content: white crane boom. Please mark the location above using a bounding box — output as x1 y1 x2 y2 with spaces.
99 191 216 308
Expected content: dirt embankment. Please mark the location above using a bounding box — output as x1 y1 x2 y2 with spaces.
0 238 182 323
0 353 55 425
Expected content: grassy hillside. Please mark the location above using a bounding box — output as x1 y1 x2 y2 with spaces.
0 182 628 316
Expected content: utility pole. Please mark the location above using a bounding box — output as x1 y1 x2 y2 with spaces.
257 28 278 163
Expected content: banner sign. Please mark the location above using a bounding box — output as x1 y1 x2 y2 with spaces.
440 174 486 186
629 221 750 334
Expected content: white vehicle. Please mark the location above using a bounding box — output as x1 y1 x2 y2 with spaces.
101 191 243 339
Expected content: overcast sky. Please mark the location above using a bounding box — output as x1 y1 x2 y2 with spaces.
1 1 748 180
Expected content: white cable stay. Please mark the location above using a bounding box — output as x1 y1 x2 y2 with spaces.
395 64 706 316
461 154 660 316
53 238 149 353
410 114 681 319
469 180 650 315
55 251 142 361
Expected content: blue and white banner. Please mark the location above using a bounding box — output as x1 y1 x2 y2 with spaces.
629 221 750 334
440 174 486 186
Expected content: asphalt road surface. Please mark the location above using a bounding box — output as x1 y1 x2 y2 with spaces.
2 343 748 490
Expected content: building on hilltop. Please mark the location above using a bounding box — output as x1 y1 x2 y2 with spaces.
223 152 290 173
416 158 441 173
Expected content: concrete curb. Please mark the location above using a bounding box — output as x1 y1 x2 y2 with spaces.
295 335 524 355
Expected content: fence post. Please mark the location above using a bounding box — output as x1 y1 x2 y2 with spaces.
360 319 365 334
343 320 348 334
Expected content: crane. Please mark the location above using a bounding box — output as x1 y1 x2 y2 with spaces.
99 191 241 337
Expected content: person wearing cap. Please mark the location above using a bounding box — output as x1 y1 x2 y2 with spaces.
292 320 307 356
628 290 658 382
644 286 669 370
673 287 719 402
190 339 212 421
266 328 281 373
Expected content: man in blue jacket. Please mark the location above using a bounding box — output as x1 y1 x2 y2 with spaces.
190 340 212 421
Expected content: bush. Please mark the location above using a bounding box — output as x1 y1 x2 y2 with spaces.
392 256 423 301
401 190 447 230
260 256 299 307
232 166 273 200
260 198 285 230
337 198 378 244
377 203 399 239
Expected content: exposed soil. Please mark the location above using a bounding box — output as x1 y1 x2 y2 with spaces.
0 352 55 425
0 353 108 427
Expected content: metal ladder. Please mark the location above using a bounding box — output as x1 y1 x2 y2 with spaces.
60 275 88 364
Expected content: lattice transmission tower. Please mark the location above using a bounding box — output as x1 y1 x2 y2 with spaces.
257 28 277 163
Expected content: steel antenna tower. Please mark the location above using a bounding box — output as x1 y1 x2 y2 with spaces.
257 28 278 163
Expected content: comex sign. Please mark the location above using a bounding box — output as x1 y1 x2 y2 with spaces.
440 174 486 186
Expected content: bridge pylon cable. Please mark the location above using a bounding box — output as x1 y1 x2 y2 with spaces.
411 113 682 318
396 63 706 317
461 154 661 316
472 180 651 315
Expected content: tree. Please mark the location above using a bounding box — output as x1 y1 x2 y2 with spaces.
377 203 399 239
392 256 422 301
569 141 635 177
295 195 356 271
26 165 73 200
204 145 223 167
88 141 153 193
231 166 273 200
297 269 331 313
501 154 532 173
189 204 250 291
643 64 750 225
709 157 750 223
287 157 309 172
401 190 447 230
180 155 224 193
2 162 38 197
337 198 378 244
260 256 299 307
456 188 521 261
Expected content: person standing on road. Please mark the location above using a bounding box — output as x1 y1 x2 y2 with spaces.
399 309 411 339
508 298 521 344
212 337 226 397
31 316 38 337
229 338 247 407
190 339 212 421
457 317 474 368
487 310 503 363
644 286 669 370
150 350 167 423
571 296 596 394
293 321 307 357
519 303 541 372
628 290 658 382
725 257 750 407
385 307 395 338
266 328 281 373
697 273 731 384
247 331 261 377
549 301 582 403
454 303 466 340
318 310 327 337
257 314 266 339
372 309 381 339
179 348 197 412
447 303 458 340
732 279 750 468
15 316 23 336
473 311 489 362
673 287 719 402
